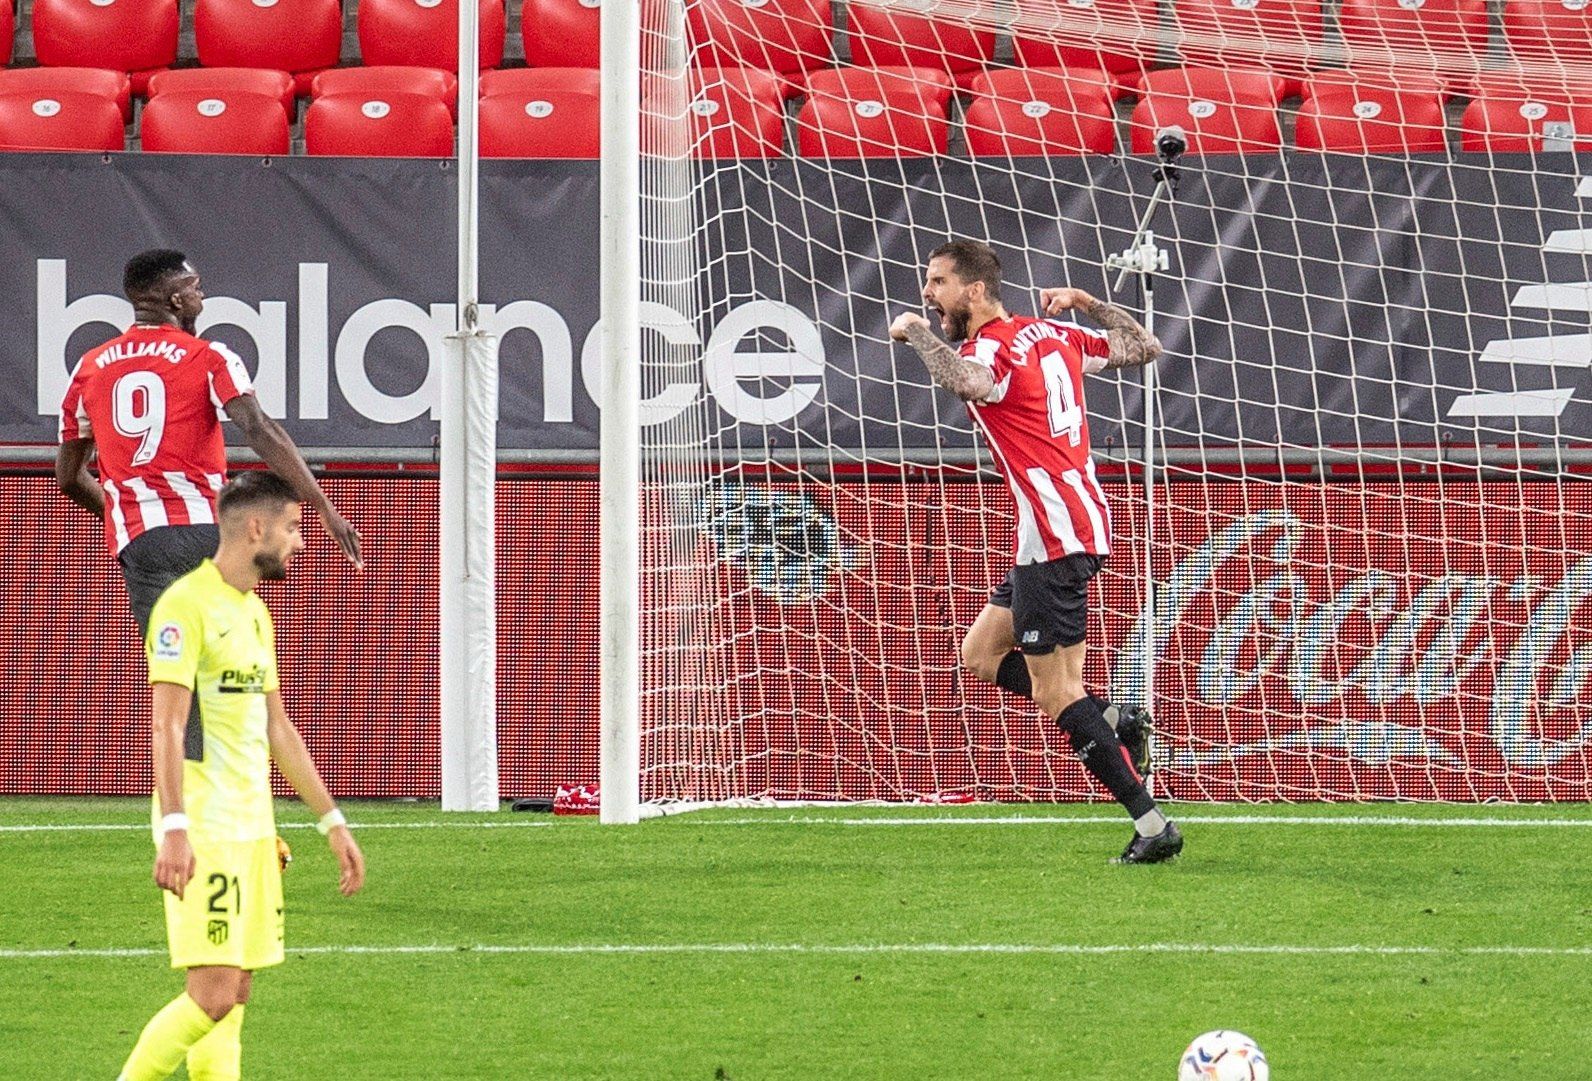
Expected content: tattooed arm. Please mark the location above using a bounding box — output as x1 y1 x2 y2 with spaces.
889 313 995 402
1039 287 1164 369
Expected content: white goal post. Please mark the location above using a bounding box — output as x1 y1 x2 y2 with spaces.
441 0 501 813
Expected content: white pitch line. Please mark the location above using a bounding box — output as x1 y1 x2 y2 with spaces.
694 814 1592 828
0 821 555 835
2 941 1589 961
6 814 1592 835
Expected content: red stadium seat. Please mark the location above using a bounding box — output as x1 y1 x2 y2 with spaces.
643 66 785 158
1295 81 1448 152
1470 68 1592 99
521 0 601 68
845 4 996 86
312 67 460 117
1139 66 1290 104
521 0 678 71
480 89 598 157
1460 73 1592 151
969 65 1115 99
358 0 506 72
0 68 133 122
964 67 1116 155
1012 0 1157 83
31 0 179 94
1 3 13 66
0 91 124 152
805 66 956 109
688 0 833 75
796 89 949 157
1130 76 1282 154
140 90 290 154
1175 0 1323 86
1338 0 1488 88
194 0 341 95
973 64 1122 109
1503 0 1592 69
147 69 295 118
1302 67 1448 99
481 67 602 97
304 92 455 156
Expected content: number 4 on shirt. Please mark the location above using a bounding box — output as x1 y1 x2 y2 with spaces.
1040 352 1083 447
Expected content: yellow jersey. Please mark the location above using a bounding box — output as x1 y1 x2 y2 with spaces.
146 559 280 844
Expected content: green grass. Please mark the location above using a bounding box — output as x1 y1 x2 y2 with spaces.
3 798 1591 1079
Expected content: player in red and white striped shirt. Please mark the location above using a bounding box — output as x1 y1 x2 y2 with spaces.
891 239 1182 863
57 249 362 635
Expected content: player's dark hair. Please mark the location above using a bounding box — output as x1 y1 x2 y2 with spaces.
218 471 298 518
930 239 1002 301
123 249 190 299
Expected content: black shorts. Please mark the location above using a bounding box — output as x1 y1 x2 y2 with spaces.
118 524 221 638
989 553 1102 655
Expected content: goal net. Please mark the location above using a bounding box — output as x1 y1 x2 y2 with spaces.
633 0 1592 807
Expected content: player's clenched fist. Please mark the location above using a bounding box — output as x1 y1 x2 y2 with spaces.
153 830 196 899
1039 287 1096 315
890 312 931 341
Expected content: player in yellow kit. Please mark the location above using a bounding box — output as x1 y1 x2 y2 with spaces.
117 471 365 1081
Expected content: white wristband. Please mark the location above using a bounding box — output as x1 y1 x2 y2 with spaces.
160 812 190 835
316 808 347 836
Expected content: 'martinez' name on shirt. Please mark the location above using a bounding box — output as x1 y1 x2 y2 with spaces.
90 339 189 367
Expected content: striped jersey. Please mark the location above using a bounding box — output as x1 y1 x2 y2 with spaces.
960 315 1113 564
58 324 255 555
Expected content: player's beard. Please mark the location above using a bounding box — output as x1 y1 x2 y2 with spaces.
942 302 972 343
254 550 289 581
179 312 198 335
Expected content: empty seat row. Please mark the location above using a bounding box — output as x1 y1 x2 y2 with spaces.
1123 65 1592 152
14 0 504 91
794 77 1592 155
0 87 579 155
3 64 1589 156
10 0 1592 91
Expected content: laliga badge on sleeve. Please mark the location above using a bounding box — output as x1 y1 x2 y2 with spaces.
153 623 183 662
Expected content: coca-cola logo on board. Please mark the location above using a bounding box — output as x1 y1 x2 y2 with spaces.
1113 511 1592 769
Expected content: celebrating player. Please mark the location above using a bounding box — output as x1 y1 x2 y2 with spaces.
890 239 1182 863
117 471 365 1081
56 248 362 638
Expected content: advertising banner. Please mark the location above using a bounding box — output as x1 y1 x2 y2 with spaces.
1 153 1586 454
3 475 1586 802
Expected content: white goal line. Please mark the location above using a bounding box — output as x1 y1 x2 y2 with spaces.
3 941 1589 961
4 813 1592 834
0 820 557 834
693 814 1592 828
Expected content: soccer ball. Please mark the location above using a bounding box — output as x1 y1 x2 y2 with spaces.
1177 1030 1269 1081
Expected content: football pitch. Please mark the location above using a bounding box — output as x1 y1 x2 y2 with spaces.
3 798 1590 1080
